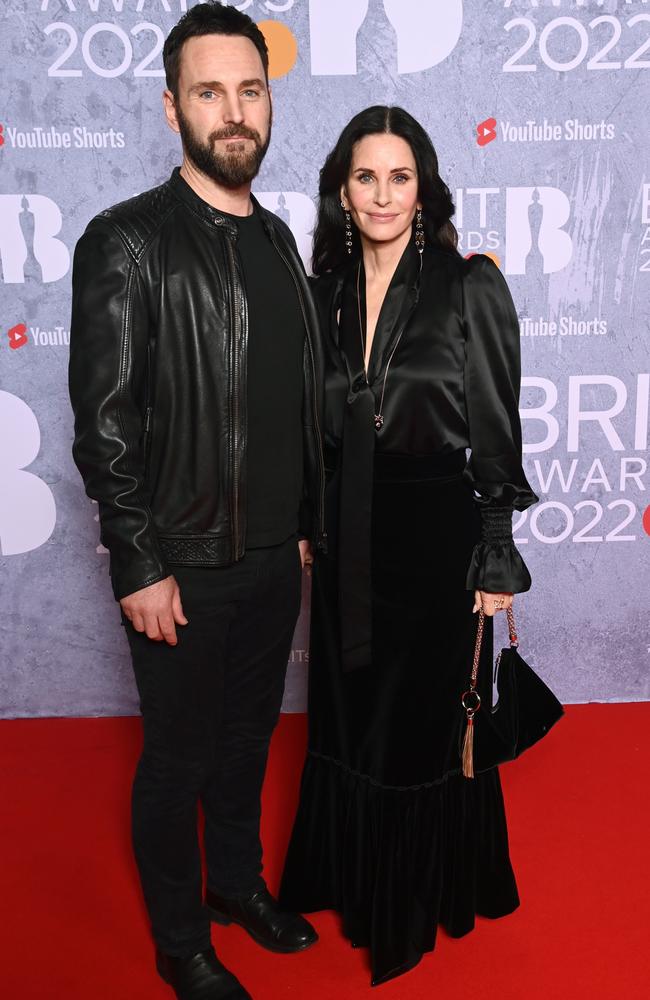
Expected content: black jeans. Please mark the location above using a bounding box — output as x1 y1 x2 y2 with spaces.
124 538 302 957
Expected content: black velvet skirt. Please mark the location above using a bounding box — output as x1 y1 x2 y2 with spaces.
279 458 519 986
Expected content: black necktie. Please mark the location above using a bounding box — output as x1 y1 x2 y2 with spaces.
337 267 376 671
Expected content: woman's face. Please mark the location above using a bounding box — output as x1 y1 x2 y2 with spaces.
342 133 420 249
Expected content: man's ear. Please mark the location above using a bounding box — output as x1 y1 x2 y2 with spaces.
163 90 180 135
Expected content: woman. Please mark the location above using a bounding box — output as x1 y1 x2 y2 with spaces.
280 107 538 986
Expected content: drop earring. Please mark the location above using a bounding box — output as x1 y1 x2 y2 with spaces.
415 208 425 253
342 201 353 255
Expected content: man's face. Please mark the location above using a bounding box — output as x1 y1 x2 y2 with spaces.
165 34 272 189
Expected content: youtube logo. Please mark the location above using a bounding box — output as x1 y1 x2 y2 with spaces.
8 323 28 349
476 117 497 147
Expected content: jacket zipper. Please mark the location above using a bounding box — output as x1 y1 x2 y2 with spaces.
222 230 246 561
143 405 153 477
143 340 153 479
267 233 326 549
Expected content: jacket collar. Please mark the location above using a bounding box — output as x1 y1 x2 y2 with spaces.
169 167 244 235
169 168 281 243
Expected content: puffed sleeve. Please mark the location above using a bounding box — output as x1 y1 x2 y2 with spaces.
462 255 538 593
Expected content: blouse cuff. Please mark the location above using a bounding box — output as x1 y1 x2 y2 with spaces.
479 506 514 544
466 507 532 593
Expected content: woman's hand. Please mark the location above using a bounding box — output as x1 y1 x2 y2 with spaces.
298 538 314 576
473 590 513 616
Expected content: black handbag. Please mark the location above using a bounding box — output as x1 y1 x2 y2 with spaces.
460 607 564 778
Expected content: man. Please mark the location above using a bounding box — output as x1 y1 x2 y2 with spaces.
69 5 325 999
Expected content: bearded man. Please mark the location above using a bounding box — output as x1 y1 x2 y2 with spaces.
69 5 324 998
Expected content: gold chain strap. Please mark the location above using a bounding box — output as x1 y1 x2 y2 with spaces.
461 605 519 778
470 609 485 688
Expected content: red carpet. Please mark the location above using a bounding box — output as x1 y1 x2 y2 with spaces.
1 704 648 999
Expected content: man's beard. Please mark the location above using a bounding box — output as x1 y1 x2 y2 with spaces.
176 106 271 189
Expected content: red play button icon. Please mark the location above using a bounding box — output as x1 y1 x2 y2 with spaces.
476 117 497 147
8 323 28 349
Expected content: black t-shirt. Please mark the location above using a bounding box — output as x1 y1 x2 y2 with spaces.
225 205 305 548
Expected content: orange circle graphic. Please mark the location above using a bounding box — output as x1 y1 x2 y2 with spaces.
642 504 650 537
464 251 502 269
259 20 298 80
483 251 501 268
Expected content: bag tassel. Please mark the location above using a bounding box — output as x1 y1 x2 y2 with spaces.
461 611 483 779
462 712 475 779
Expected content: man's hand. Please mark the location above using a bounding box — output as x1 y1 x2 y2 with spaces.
298 538 314 575
120 576 188 645
473 590 513 617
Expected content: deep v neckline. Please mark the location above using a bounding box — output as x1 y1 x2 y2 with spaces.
351 244 421 386
356 262 392 377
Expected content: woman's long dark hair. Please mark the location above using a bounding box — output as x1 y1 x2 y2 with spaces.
312 106 458 275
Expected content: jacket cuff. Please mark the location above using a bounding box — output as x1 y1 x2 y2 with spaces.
298 496 313 542
110 558 170 601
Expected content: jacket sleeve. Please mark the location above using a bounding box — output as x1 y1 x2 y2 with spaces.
461 254 538 593
69 218 169 600
274 216 323 547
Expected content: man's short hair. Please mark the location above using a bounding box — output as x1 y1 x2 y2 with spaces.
163 1 270 97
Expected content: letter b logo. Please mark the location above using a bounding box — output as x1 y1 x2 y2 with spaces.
309 0 463 75
0 391 56 555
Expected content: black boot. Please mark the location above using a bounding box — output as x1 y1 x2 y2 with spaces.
206 887 318 954
156 947 251 999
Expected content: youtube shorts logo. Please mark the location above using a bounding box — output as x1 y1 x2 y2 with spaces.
476 117 497 147
8 323 28 349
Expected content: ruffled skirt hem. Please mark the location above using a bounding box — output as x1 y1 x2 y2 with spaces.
279 752 519 986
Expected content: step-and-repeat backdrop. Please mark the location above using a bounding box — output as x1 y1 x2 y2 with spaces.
1 1 648 716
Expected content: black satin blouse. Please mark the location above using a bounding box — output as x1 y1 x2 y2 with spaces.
312 243 538 607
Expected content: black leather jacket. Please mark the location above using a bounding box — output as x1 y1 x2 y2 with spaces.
69 168 326 601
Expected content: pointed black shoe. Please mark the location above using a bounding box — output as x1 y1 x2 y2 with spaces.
156 947 251 1000
206 887 318 954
